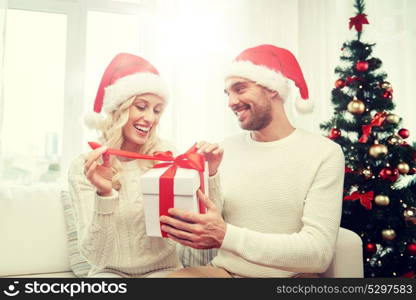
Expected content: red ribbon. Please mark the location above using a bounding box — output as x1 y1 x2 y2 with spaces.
153 145 206 237
358 112 387 143
344 191 374 210
88 141 175 162
349 13 369 32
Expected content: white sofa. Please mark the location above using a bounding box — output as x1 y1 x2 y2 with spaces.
0 183 364 278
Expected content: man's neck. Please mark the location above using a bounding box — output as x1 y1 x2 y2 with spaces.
250 124 295 142
250 107 295 142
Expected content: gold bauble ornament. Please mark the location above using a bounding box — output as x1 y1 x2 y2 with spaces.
386 114 400 124
375 195 390 206
347 98 365 115
403 207 416 225
369 143 388 158
387 135 402 145
380 81 393 92
361 168 373 179
382 229 396 241
397 162 410 174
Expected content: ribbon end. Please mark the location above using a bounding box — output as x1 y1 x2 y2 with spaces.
88 141 101 150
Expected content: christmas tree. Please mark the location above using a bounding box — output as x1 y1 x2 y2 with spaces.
320 0 416 278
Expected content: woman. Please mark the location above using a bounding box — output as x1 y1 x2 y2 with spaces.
68 53 222 277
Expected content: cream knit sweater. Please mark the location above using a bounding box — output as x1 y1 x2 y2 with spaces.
209 128 345 277
68 156 182 277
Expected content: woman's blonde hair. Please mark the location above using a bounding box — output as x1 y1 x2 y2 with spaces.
96 94 164 190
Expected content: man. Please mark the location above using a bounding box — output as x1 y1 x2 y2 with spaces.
160 45 345 277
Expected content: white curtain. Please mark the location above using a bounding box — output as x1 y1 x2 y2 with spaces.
0 0 7 171
139 0 416 151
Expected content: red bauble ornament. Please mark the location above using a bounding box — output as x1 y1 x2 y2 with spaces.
365 243 377 254
383 90 393 100
379 167 399 182
335 79 346 89
407 243 416 256
355 61 369 72
398 128 410 139
402 271 416 278
329 128 341 139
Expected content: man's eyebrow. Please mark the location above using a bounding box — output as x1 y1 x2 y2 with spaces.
225 81 247 94
232 81 247 89
133 98 148 103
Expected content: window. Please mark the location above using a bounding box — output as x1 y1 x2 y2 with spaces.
1 9 67 184
0 0 143 185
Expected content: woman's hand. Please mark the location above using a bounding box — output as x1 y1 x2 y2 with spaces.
84 146 113 196
196 141 224 176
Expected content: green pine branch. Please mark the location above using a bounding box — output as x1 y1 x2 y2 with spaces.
354 0 365 15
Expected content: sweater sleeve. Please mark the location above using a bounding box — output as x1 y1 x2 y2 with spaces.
208 172 224 212
67 154 120 270
219 145 345 273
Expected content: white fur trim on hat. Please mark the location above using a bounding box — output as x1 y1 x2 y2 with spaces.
103 72 169 113
84 111 106 129
225 60 287 94
225 60 313 112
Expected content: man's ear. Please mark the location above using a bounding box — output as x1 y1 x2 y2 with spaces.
270 91 278 98
267 89 280 101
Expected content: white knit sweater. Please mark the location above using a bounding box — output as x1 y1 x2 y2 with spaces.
68 156 182 277
209 128 345 277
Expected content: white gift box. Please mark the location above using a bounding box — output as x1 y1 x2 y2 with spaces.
141 163 208 237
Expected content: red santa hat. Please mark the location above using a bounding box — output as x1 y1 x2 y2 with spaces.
85 53 169 129
225 44 313 113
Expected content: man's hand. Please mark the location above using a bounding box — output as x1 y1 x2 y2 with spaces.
160 189 226 249
196 141 223 176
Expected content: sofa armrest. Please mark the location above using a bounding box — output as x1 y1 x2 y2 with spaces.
320 227 364 278
0 183 71 277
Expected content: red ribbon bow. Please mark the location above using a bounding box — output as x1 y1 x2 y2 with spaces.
358 112 387 143
346 76 360 85
88 142 206 237
344 190 374 210
349 13 369 32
